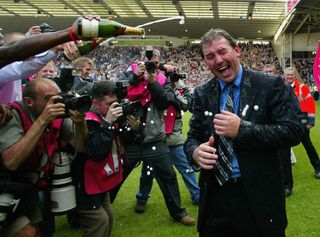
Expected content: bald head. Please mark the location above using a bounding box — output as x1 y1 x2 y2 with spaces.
23 78 60 99
23 78 61 118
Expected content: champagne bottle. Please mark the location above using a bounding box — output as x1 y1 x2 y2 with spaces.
77 38 103 56
78 18 145 38
63 38 102 61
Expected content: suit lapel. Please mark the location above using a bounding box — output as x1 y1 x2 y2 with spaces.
207 78 221 136
239 69 257 119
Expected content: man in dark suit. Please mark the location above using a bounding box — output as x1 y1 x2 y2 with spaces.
184 28 304 237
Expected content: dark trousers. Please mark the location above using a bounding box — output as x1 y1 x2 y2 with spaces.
301 129 320 171
278 147 293 189
199 179 285 237
109 140 186 221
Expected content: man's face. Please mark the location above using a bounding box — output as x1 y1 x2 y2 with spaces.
36 63 56 79
284 70 295 84
151 54 160 67
263 66 276 76
30 81 61 118
202 37 240 83
94 95 118 117
81 63 92 79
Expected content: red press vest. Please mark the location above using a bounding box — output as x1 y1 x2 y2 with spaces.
84 112 123 195
9 102 63 189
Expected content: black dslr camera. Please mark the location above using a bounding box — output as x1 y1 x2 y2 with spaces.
49 68 92 118
144 46 156 74
39 23 56 33
116 99 144 125
55 93 92 118
168 72 187 83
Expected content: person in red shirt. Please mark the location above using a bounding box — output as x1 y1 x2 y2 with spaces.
284 67 320 179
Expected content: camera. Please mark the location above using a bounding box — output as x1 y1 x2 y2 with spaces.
50 152 76 214
145 46 156 74
39 23 56 33
50 67 81 93
56 93 92 118
168 72 187 83
116 100 143 124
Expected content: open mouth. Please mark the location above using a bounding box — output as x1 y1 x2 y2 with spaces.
217 65 230 74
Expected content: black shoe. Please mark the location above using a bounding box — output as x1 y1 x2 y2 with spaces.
315 170 320 179
284 188 292 197
135 202 146 213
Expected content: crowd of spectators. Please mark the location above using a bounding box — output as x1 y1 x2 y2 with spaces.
53 41 318 92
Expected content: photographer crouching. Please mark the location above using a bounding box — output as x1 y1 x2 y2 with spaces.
0 78 87 237
110 48 195 226
69 80 141 237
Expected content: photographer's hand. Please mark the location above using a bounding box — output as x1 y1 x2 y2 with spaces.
126 115 140 132
104 102 123 124
163 64 176 73
146 72 156 84
0 105 13 125
37 95 65 126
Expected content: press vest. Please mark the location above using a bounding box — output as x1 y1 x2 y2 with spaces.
9 102 63 189
84 112 123 195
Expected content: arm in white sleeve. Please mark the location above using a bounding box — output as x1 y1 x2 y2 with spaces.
0 50 57 84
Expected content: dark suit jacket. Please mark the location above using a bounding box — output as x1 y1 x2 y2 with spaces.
184 68 304 236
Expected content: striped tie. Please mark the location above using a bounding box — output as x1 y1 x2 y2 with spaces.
215 84 235 185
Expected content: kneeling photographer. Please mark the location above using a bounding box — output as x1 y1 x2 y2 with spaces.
70 80 141 237
0 79 87 237
109 48 195 226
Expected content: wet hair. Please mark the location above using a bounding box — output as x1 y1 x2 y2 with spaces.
200 28 238 58
91 80 118 101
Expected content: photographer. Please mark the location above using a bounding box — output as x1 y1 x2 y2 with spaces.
110 48 195 226
0 78 87 237
70 80 139 237
135 71 200 206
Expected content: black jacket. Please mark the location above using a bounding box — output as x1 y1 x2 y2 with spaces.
184 68 304 236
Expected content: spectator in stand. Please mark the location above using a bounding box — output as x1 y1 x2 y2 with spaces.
284 67 320 179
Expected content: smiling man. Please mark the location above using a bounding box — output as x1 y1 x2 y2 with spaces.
184 28 304 237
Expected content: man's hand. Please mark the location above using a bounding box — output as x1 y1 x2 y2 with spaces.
162 64 176 73
0 105 13 125
63 41 81 61
26 26 41 36
193 136 218 170
213 111 240 138
126 115 140 131
69 109 85 124
104 102 123 124
72 15 101 39
37 95 65 125
306 124 314 129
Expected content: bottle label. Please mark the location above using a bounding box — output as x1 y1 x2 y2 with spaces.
81 18 99 37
